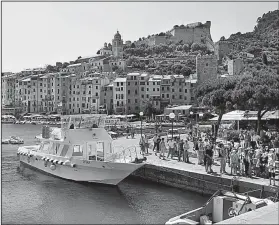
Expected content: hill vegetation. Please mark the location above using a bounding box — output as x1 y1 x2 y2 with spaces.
227 10 279 75
125 10 279 76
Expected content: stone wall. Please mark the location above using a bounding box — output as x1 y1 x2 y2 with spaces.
215 41 233 61
228 59 244 75
132 164 279 198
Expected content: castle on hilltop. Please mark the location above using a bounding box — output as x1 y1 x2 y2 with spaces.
134 21 215 51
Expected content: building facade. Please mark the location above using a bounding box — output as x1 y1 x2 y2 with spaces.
113 77 127 114
112 31 124 59
228 58 244 75
126 72 140 114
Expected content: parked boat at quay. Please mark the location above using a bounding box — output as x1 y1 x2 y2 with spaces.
2 136 24 144
17 114 146 185
165 190 275 225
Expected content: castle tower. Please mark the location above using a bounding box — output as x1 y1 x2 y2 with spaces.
112 30 124 58
196 54 218 84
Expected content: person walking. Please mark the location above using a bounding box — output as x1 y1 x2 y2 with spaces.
155 137 161 156
152 134 158 152
184 139 190 163
219 143 227 174
159 138 167 160
167 138 175 159
243 149 250 177
178 139 184 162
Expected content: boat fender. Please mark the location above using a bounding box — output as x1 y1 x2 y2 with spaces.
58 161 63 165
50 159 54 163
71 164 76 168
50 164 56 170
64 160 71 166
42 157 45 160
46 158 50 162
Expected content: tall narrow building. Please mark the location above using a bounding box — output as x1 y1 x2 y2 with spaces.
112 31 124 58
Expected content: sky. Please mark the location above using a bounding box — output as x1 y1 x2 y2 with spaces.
2 1 278 73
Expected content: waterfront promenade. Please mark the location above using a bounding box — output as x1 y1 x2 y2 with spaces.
113 134 279 188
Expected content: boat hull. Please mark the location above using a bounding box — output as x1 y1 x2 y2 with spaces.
19 154 143 185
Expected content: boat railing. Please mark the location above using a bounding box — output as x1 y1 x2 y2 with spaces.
108 145 142 163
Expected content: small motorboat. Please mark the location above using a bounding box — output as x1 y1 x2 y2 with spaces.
165 190 275 224
10 136 24 144
2 139 10 144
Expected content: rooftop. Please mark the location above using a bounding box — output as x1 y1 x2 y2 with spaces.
67 63 82 68
166 105 192 110
114 77 126 82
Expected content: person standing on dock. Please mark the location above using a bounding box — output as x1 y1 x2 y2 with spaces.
178 139 184 162
155 137 161 156
205 145 213 173
159 138 167 160
167 138 175 159
197 138 204 165
230 149 239 175
184 139 190 163
219 143 227 174
267 149 276 185
144 135 149 154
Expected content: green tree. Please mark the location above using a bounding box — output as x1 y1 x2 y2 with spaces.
232 73 279 134
196 77 238 142
181 66 192 77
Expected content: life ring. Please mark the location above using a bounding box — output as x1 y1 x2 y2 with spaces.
50 164 56 170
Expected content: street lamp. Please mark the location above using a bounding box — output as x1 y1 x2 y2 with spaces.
140 112 143 139
169 112 175 139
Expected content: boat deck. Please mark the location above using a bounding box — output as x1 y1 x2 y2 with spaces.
216 202 279 224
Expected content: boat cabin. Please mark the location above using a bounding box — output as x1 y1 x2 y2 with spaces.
37 115 115 162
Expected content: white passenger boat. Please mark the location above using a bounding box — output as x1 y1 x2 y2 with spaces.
165 190 275 224
17 114 146 185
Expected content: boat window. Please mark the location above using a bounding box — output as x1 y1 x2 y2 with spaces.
73 145 83 156
60 145 69 156
42 142 50 153
55 143 60 154
96 142 104 161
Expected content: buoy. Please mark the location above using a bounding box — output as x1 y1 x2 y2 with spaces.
50 164 56 170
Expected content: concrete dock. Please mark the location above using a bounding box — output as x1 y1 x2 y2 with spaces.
113 135 279 197
216 202 279 224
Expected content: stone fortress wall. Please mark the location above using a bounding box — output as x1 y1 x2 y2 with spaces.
196 54 218 84
134 21 214 48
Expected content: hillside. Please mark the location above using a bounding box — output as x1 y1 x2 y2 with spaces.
125 10 279 76
226 10 279 75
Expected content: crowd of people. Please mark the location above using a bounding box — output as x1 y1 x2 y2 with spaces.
139 129 279 186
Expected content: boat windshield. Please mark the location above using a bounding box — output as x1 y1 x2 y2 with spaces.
61 114 108 129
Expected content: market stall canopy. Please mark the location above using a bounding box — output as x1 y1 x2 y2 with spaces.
209 110 278 121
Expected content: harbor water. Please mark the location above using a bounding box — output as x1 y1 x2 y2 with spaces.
2 124 207 224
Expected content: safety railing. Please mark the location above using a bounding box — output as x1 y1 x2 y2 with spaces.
107 145 143 163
